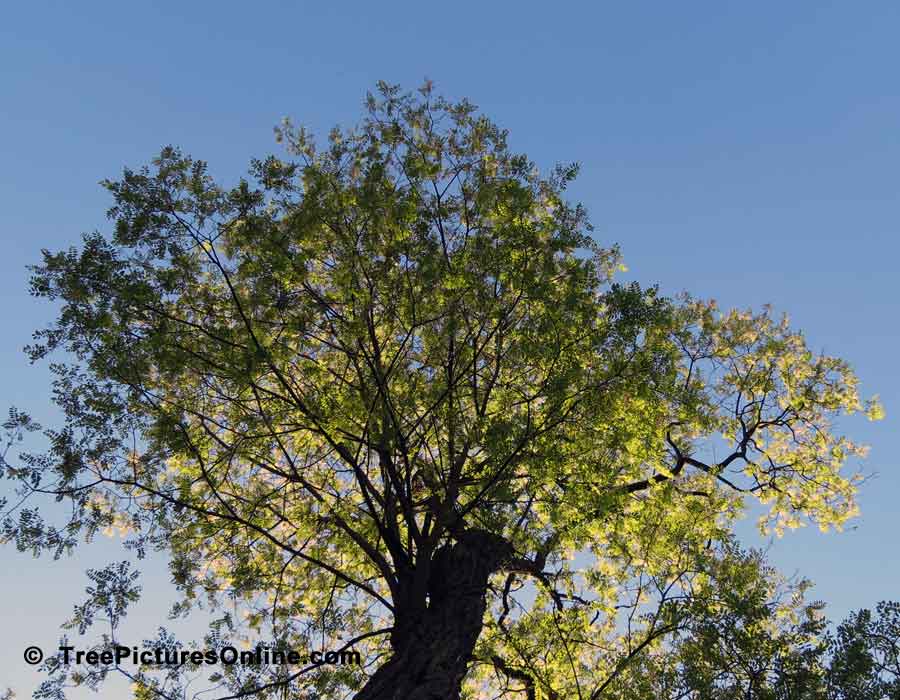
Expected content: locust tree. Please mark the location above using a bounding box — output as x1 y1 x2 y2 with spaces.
2 83 883 700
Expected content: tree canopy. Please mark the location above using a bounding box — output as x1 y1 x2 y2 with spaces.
2 82 884 700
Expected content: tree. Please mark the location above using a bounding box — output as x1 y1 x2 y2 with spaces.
2 82 883 700
827 602 900 700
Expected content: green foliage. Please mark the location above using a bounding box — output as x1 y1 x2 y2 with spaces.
601 594 900 700
1 82 883 699
827 602 900 699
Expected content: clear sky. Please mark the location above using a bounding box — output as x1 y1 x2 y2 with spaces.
2 2 898 696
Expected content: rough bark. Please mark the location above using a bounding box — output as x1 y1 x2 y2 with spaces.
353 529 514 700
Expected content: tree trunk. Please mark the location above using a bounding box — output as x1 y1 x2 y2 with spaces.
353 529 513 700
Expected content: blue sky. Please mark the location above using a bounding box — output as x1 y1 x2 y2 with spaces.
2 2 898 695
